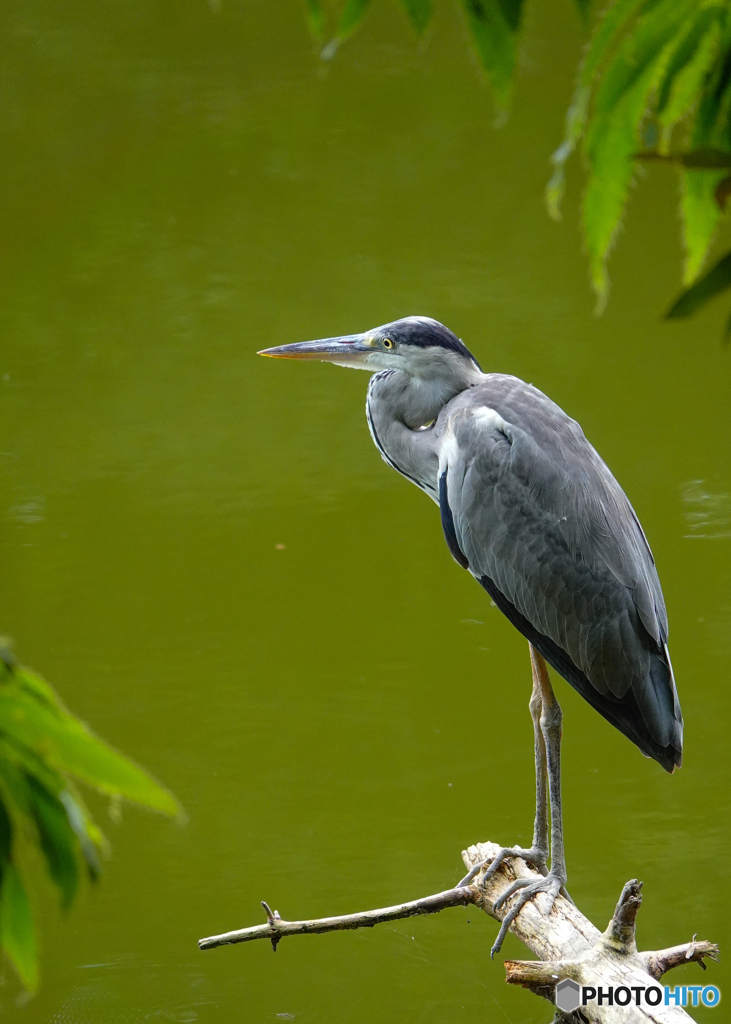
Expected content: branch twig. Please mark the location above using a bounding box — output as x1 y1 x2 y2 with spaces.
643 938 720 980
199 886 476 951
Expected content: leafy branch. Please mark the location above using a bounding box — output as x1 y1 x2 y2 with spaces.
302 0 731 329
550 0 731 322
0 645 181 991
308 0 568 109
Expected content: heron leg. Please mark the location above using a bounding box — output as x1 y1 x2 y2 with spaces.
528 648 550 862
457 649 549 889
535 645 567 886
488 646 568 958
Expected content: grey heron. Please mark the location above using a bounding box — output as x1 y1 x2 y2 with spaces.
259 316 683 956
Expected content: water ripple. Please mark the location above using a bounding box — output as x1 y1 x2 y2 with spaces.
682 480 731 539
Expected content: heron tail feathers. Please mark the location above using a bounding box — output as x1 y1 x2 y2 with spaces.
478 574 683 773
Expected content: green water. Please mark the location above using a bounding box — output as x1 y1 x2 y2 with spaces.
2 1 729 1021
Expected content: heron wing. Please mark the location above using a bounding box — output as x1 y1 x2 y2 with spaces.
437 376 683 771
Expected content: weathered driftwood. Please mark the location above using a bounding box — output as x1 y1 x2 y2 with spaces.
463 843 718 1022
199 839 718 1022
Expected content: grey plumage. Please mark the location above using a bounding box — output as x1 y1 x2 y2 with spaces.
260 316 684 773
435 376 681 771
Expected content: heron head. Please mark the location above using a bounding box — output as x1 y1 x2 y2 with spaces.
258 316 482 379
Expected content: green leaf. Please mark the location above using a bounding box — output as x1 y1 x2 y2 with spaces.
578 0 647 88
25 777 80 909
0 757 78 896
582 76 655 301
0 649 179 990
590 0 695 121
1 655 58 708
0 747 99 899
581 0 699 302
59 788 102 880
337 0 374 38
666 247 731 317
572 0 592 24
0 798 11 863
715 172 731 207
682 167 726 282
320 0 374 59
496 0 523 33
692 32 731 146
547 0 645 219
0 669 181 819
460 0 518 109
0 735 67 796
0 863 37 992
305 0 325 38
656 9 721 130
399 0 434 34
0 644 17 674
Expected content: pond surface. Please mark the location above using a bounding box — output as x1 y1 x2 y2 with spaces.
2 1 730 1021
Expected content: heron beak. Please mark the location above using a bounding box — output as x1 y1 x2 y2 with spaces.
258 334 373 367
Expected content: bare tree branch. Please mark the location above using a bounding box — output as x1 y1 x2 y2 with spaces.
199 886 477 951
643 938 720 980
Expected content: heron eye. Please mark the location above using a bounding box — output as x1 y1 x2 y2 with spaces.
383 338 394 350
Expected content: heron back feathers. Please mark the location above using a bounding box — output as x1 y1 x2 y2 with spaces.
437 375 683 771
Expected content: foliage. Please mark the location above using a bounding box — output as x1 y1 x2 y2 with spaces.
549 0 731 319
309 0 588 109
304 0 731 328
666 246 731 322
0 645 180 991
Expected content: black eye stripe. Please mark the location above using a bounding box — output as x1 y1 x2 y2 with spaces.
374 318 481 369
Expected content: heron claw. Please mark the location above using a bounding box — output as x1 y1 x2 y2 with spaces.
490 870 564 958
457 845 547 888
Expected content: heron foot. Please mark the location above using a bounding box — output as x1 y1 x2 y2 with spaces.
490 869 565 958
457 846 548 889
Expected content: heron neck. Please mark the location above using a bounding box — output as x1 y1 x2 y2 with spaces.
365 368 479 500
369 366 480 430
